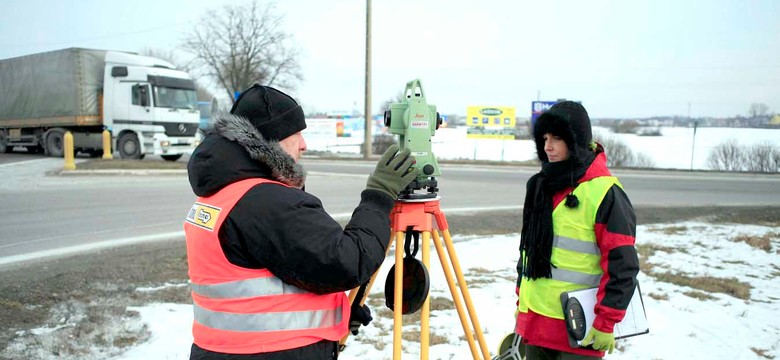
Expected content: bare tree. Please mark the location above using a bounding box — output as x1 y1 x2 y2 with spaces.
379 91 406 115
593 132 655 168
707 139 746 172
748 103 770 118
745 141 779 173
181 1 302 102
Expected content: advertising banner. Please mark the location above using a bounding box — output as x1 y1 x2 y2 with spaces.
466 106 516 139
531 101 558 129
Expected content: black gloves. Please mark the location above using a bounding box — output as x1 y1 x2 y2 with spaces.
349 302 373 335
366 144 420 198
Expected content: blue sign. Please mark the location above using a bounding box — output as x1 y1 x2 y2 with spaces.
531 101 558 128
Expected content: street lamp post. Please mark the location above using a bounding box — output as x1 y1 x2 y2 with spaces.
689 102 697 171
363 0 372 159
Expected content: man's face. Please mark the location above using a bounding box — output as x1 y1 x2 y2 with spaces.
278 131 306 162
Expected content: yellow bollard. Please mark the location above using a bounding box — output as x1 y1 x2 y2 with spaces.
63 131 76 170
102 129 113 159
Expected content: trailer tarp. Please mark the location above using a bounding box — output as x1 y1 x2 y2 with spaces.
0 48 106 121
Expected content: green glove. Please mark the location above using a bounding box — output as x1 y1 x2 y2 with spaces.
366 144 420 198
582 327 615 353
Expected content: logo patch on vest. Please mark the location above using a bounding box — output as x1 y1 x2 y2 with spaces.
185 202 221 231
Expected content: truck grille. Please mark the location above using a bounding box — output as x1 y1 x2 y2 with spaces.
163 123 198 137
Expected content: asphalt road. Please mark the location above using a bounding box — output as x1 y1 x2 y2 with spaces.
1 154 779 266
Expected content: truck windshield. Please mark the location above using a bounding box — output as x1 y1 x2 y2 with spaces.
153 86 197 110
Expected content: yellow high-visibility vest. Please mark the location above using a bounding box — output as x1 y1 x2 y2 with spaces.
518 176 621 319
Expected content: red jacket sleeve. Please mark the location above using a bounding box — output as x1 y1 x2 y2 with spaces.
592 185 640 333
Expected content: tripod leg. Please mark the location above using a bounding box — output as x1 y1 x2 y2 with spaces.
439 229 491 359
339 233 396 350
421 230 431 359
393 231 404 360
431 229 481 359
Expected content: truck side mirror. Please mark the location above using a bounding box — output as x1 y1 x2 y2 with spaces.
139 86 149 107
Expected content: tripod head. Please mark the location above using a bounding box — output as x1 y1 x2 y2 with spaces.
383 79 442 199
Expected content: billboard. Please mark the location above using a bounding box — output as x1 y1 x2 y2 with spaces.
466 106 516 139
531 100 582 129
531 101 558 129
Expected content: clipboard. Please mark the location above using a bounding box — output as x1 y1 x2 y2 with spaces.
560 283 649 349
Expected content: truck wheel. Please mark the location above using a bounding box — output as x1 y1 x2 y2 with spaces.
161 154 183 162
118 133 142 159
0 131 11 153
45 129 65 157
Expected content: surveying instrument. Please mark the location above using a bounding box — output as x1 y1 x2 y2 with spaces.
340 79 491 359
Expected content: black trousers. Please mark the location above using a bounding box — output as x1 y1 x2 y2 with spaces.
524 344 601 360
190 340 339 360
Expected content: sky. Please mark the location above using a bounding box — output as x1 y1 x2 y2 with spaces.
5 221 778 359
1 0 779 119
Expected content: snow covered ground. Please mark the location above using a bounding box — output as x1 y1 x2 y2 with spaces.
305 125 780 171
108 222 779 359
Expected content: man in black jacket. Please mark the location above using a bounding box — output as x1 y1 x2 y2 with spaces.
185 84 418 359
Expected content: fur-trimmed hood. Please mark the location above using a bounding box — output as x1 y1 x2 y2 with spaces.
187 113 306 197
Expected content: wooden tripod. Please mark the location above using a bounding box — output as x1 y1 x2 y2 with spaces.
341 197 491 359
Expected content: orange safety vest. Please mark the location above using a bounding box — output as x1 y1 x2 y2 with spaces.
183 178 349 354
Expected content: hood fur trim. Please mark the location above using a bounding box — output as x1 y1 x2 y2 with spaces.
205 112 305 188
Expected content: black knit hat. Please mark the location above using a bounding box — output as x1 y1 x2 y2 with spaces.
533 101 592 163
230 84 307 142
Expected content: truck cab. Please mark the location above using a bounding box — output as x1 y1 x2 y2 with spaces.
103 51 201 160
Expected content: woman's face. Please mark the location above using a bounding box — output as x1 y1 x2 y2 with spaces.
543 133 569 162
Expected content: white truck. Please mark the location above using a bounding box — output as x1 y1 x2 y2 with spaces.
0 47 201 161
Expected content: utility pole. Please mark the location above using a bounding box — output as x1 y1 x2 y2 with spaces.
689 102 697 171
363 0 373 159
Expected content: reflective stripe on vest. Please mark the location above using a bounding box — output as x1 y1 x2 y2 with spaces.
184 178 349 354
193 303 342 332
191 276 308 299
518 176 621 319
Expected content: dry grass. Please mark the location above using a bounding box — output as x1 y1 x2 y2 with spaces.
0 299 23 309
732 233 777 252
77 159 186 170
751 347 775 359
636 243 677 273
647 292 669 301
649 272 751 300
400 330 449 345
682 290 718 301
647 225 689 235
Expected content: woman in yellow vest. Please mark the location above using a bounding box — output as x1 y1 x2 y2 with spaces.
515 101 640 359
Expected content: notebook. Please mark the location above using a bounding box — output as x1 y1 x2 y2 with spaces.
560 284 649 348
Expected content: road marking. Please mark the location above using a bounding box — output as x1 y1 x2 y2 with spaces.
0 231 184 267
0 159 49 169
0 205 524 267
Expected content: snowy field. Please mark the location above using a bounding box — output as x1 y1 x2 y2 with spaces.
106 222 779 359
305 125 780 171
4 126 778 359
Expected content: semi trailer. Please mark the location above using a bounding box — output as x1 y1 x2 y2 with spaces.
0 47 201 160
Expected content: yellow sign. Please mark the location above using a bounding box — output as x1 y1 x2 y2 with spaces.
466 106 516 139
185 202 221 231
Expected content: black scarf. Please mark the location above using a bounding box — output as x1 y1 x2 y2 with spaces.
518 157 590 280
